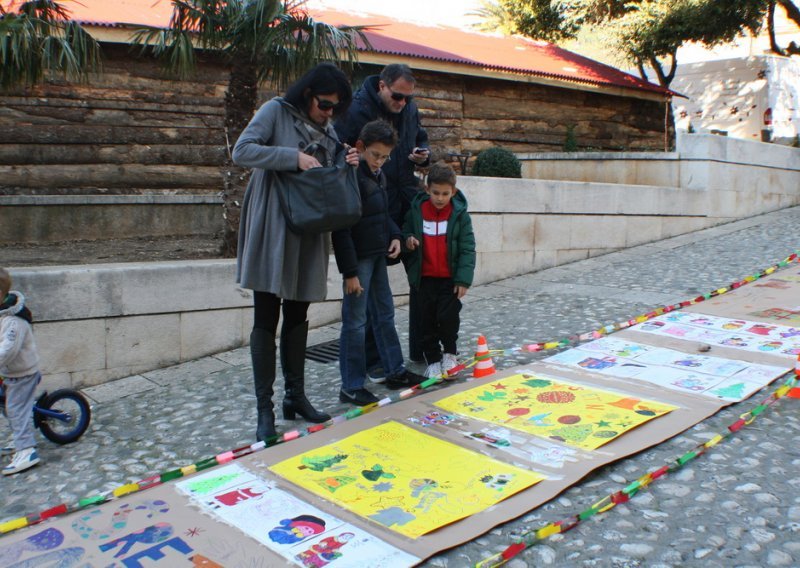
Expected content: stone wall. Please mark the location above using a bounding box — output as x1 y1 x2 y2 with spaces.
2 54 669 245
1 55 669 198
407 68 671 162
12 135 800 390
519 133 800 221
0 44 229 197
0 194 223 244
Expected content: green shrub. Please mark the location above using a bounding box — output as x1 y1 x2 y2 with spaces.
472 146 522 178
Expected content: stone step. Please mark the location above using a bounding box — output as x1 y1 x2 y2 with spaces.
2 194 223 244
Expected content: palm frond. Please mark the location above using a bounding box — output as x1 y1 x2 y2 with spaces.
251 11 368 88
17 0 72 22
130 0 368 88
130 24 197 80
0 0 101 88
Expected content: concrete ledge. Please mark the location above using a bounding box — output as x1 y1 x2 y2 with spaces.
677 132 800 170
10 134 800 389
460 177 708 216
14 258 411 388
2 195 223 243
519 134 800 192
517 151 680 161
0 194 223 205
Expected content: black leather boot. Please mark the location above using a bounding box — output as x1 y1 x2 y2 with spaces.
250 328 277 442
281 321 331 423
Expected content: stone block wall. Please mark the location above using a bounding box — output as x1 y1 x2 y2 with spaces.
11 133 799 390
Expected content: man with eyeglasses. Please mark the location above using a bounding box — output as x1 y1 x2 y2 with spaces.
335 63 430 371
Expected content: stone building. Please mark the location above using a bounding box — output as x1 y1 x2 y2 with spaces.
0 1 673 245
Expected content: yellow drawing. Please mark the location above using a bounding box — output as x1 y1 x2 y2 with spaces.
435 373 676 451
269 421 545 538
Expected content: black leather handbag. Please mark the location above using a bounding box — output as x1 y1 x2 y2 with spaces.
273 101 361 234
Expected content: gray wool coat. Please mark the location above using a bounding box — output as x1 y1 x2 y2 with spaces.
233 97 339 301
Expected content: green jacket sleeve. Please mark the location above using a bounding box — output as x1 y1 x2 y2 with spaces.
452 211 476 288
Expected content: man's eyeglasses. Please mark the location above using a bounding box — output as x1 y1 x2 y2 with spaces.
388 89 413 103
313 95 342 112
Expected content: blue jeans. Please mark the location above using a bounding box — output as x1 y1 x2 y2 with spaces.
340 255 405 392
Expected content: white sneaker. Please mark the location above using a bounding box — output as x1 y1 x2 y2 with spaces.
425 362 443 379
0 445 15 457
442 353 459 378
2 447 40 475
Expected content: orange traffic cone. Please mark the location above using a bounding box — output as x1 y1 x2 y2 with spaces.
473 335 496 378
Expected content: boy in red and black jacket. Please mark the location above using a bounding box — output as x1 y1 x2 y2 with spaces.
403 162 476 379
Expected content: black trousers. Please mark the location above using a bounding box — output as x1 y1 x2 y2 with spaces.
253 291 309 335
418 277 461 364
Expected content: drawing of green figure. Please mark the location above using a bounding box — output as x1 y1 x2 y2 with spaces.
298 454 348 472
522 378 552 389
713 383 746 400
549 423 594 444
361 464 395 481
186 473 241 495
477 390 507 402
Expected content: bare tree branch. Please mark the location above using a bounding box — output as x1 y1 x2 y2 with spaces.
776 0 800 26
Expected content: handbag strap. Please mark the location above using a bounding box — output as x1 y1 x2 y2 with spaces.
277 98 344 153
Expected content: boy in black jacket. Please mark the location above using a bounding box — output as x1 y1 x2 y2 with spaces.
332 121 426 406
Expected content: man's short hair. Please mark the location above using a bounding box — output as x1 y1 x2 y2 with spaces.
0 268 11 298
380 64 416 87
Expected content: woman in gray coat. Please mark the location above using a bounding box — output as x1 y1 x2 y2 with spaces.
233 63 358 443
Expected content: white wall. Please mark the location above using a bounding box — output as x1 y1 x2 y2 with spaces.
670 55 800 145
12 134 800 389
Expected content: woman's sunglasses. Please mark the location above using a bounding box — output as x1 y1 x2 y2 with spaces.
314 95 342 112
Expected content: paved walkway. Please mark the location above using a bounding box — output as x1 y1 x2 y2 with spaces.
3 206 800 567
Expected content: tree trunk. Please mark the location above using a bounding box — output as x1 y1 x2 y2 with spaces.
768 2 785 54
776 0 800 26
221 60 259 257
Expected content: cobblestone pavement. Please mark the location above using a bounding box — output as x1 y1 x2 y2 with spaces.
3 206 800 567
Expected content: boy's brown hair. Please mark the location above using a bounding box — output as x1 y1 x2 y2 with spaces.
0 268 11 298
426 161 457 189
358 119 397 148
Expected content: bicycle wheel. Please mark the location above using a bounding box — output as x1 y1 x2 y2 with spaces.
36 389 92 444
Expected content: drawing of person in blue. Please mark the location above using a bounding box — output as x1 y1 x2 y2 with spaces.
268 514 326 544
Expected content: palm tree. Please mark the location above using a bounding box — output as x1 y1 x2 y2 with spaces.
132 0 369 254
0 0 101 89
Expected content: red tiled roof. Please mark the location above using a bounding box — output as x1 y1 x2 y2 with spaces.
313 9 671 97
14 0 671 97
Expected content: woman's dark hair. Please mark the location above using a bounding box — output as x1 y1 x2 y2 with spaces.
358 120 397 148
284 62 353 118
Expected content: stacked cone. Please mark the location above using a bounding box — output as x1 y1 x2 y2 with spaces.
473 335 496 378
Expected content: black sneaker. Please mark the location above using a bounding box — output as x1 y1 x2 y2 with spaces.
339 388 379 406
386 370 427 390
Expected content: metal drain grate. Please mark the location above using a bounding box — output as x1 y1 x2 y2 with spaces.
305 339 340 363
